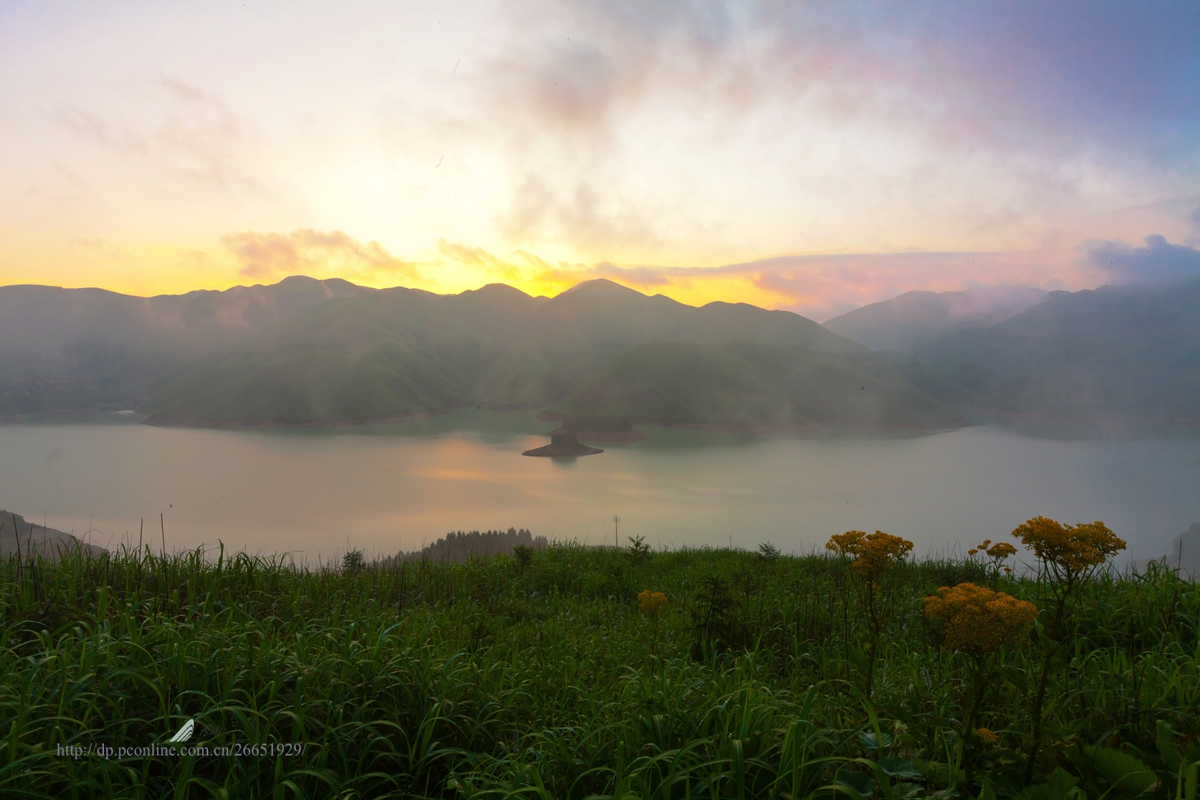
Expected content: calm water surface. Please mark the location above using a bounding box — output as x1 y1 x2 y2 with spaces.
2 410 1197 563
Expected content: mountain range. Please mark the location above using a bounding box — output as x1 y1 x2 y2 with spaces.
0 276 367 415
142 279 960 429
2 275 1197 434
826 280 1200 430
823 286 1053 353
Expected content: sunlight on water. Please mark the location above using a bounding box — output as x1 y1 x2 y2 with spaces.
2 409 1198 563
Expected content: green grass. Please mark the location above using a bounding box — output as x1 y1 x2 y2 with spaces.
1 542 1197 799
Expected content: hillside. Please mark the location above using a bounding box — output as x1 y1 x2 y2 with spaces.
141 279 965 429
0 276 369 416
0 511 106 558
914 279 1200 427
6 275 1195 432
552 339 961 428
822 279 1200 431
823 286 1051 353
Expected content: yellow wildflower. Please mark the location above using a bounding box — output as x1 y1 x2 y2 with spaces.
976 728 999 746
970 540 1016 561
1012 516 1125 577
827 530 914 584
970 539 1019 581
983 541 1017 560
638 590 667 614
826 530 867 557
924 582 1038 654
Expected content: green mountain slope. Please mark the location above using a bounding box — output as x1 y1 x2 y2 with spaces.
142 279 965 428
551 340 793 426
553 339 961 427
822 286 1050 354
0 276 369 415
144 284 535 424
913 278 1200 426
822 279 1200 431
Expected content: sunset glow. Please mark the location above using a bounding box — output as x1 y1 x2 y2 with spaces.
2 1 1198 318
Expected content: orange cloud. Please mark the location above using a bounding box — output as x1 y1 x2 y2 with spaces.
510 248 1096 321
222 229 423 284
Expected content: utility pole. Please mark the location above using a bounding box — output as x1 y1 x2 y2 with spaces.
613 515 620 549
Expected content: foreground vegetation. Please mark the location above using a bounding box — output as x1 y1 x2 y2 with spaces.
1 529 1197 799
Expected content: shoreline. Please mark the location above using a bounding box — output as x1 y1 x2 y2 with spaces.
73 404 1196 439
141 407 460 429
657 419 967 434
547 427 649 442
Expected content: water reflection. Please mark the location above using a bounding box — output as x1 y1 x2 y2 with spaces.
0 409 1196 565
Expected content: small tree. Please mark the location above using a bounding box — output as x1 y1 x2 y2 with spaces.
342 548 365 577
757 542 781 563
826 530 914 699
1012 516 1126 785
926 582 1038 790
626 535 651 566
512 545 533 572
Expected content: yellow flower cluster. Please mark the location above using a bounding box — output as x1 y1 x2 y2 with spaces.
924 582 1039 654
975 728 999 746
826 530 914 584
969 539 1018 575
637 590 667 614
826 529 868 556
968 540 1018 560
1011 516 1126 576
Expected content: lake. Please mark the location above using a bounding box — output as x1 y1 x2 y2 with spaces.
2 410 1198 564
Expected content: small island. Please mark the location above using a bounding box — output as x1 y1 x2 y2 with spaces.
522 431 604 458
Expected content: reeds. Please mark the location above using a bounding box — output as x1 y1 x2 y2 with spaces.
0 539 1196 798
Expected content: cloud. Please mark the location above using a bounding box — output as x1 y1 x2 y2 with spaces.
492 1 1200 158
696 250 1081 319
436 239 525 281
589 262 671 287
1087 235 1200 285
509 246 1086 321
222 229 422 283
507 43 624 131
447 1 1200 265
68 238 124 260
497 174 661 252
436 239 495 268
53 107 147 154
53 79 258 190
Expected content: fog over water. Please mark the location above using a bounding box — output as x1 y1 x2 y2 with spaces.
2 410 1197 565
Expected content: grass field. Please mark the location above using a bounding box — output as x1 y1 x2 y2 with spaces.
1 536 1197 799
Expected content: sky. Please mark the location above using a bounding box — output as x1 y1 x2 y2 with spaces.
2 0 1199 320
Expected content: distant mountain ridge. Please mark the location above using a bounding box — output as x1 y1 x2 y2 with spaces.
6 274 1195 434
824 279 1200 431
917 279 1200 428
0 276 369 415
141 279 964 430
823 286 1053 353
